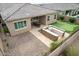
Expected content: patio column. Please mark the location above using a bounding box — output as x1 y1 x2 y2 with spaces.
70 10 74 16
63 11 66 15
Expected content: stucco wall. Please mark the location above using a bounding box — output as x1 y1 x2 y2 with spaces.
46 14 57 25
64 16 70 21
39 14 57 25
64 16 79 24
6 18 31 36
5 13 57 36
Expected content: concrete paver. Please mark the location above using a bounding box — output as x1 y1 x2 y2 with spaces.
30 30 52 47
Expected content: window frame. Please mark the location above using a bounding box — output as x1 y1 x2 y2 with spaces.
14 21 27 31
47 16 51 21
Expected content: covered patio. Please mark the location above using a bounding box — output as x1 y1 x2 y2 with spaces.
31 15 46 28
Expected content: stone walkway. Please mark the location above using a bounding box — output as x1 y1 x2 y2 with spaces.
5 32 49 56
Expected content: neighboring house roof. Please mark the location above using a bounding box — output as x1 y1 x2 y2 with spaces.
0 3 56 22
38 3 79 11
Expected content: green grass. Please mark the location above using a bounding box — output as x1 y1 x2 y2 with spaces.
52 21 79 33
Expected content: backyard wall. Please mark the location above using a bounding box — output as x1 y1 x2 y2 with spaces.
49 31 79 56
64 16 70 21
64 16 79 24
6 18 31 36
75 19 79 24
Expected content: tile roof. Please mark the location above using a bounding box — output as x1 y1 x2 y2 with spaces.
38 3 79 11
0 3 56 21
0 3 25 21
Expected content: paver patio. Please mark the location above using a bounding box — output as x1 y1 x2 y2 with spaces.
30 29 52 47
5 32 49 56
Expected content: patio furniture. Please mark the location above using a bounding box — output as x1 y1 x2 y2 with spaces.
33 22 41 27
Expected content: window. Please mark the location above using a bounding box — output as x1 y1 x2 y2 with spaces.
65 10 70 15
14 21 26 29
54 15 56 19
48 16 51 21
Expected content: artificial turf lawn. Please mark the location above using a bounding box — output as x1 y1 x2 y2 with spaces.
52 20 79 33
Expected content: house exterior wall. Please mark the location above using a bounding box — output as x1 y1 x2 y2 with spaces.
6 18 31 36
46 14 57 25
5 13 57 36
39 13 57 25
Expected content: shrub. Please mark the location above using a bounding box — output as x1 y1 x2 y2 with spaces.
59 16 64 21
69 18 75 23
0 28 9 33
3 26 9 33
49 41 61 52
